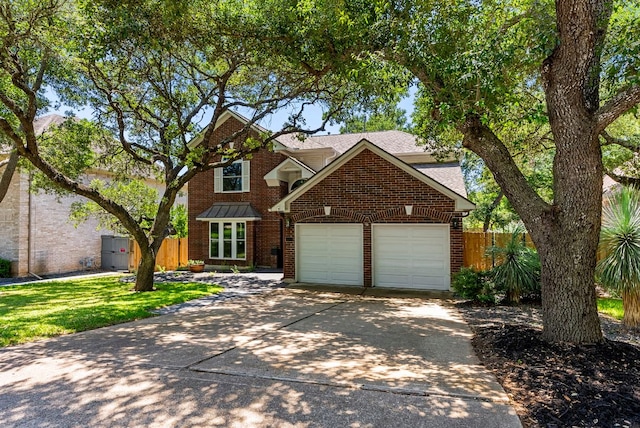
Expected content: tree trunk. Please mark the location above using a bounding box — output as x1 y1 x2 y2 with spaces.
0 151 19 203
537 230 603 343
622 289 640 328
505 288 521 305
134 246 158 292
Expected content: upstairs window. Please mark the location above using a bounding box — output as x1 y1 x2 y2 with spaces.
214 160 250 193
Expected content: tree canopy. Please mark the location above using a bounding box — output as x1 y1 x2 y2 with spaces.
0 0 365 291
247 0 640 343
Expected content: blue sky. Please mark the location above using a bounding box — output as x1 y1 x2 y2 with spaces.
50 87 416 136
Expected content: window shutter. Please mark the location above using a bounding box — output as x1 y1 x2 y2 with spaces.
214 167 222 193
242 160 250 192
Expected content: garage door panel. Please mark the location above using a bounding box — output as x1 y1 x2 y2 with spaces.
373 224 450 290
297 224 363 286
377 274 447 289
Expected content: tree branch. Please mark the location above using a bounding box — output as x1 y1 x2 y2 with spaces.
459 114 550 229
597 85 640 133
483 190 504 232
0 149 18 202
600 130 640 152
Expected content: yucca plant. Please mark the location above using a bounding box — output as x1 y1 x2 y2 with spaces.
597 186 640 328
489 225 541 304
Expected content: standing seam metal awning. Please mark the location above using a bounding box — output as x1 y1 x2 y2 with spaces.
196 202 262 221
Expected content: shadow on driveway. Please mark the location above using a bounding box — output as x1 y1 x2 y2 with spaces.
0 287 522 427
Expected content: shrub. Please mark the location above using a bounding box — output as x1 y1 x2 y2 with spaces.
489 226 541 304
452 267 496 304
0 258 11 278
597 185 640 328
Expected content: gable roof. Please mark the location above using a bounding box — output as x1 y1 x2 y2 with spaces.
264 157 315 187
270 139 475 213
413 163 468 198
188 110 289 151
34 114 67 135
188 109 451 160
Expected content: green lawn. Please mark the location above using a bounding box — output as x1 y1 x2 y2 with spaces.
0 276 222 347
598 298 624 320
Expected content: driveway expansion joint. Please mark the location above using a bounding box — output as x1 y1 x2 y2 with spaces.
187 367 511 403
184 300 348 370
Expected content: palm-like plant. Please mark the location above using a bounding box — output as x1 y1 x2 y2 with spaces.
490 225 541 304
597 186 640 328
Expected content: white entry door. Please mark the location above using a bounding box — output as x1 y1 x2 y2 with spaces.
373 224 450 290
296 224 363 286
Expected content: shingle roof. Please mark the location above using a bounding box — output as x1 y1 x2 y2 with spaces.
603 174 622 195
2 114 68 155
271 139 475 213
196 202 262 220
277 130 425 154
33 114 66 135
413 163 468 198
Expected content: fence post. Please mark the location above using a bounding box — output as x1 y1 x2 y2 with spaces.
491 232 496 268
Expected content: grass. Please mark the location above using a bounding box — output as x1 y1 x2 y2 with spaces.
0 275 222 347
598 298 624 320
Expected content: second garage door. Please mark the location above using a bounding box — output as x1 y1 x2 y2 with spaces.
296 224 363 286
373 224 450 290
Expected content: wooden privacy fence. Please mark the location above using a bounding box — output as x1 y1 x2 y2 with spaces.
129 238 188 271
463 232 535 271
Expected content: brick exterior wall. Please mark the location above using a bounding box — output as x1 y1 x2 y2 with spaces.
0 171 108 276
187 116 288 267
0 172 28 275
283 148 464 286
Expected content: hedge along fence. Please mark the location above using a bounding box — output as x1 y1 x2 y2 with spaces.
129 238 188 272
463 232 535 271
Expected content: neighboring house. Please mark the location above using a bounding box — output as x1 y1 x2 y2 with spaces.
603 174 621 197
0 114 187 277
188 111 475 291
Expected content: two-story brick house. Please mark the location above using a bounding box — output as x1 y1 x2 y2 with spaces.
188 111 475 290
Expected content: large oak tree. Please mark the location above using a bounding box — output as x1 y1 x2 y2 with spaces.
256 0 640 343
0 0 354 291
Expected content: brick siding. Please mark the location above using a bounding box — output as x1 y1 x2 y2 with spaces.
187 116 288 267
0 172 108 276
283 148 464 285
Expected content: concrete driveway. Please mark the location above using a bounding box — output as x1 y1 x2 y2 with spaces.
0 286 521 427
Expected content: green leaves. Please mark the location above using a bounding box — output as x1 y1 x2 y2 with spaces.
597 186 640 293
27 118 106 193
489 225 541 304
70 179 159 235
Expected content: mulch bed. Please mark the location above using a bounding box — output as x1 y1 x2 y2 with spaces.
457 304 640 428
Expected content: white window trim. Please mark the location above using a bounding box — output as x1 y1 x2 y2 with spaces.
214 160 250 193
209 221 247 260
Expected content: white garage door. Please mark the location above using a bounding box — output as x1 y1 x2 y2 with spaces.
373 224 450 290
297 224 363 286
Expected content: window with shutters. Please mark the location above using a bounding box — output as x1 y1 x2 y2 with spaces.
214 160 250 193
